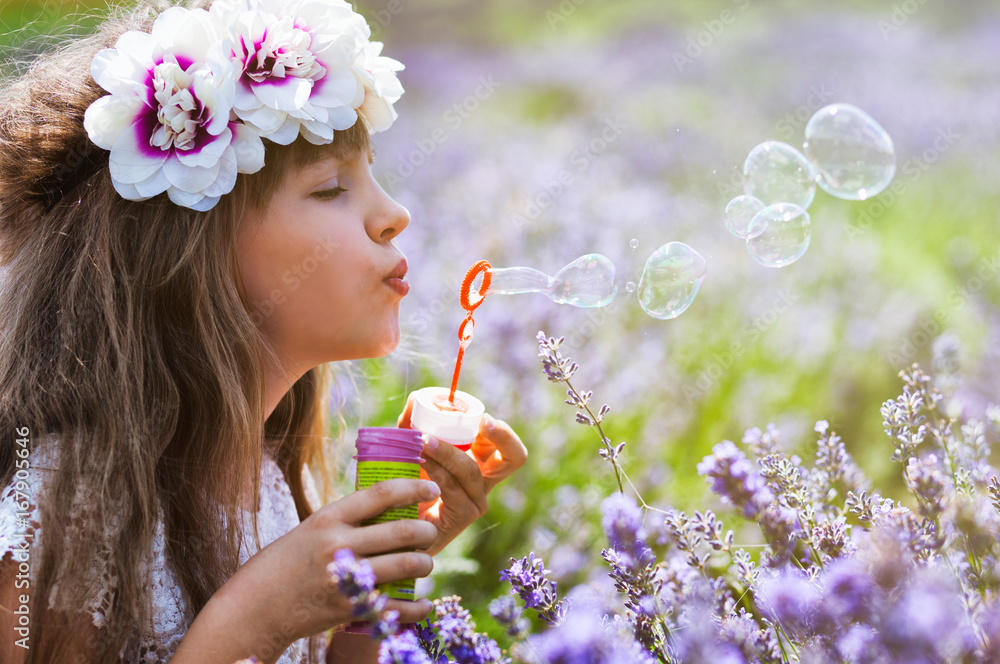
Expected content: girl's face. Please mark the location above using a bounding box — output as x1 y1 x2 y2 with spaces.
237 147 411 371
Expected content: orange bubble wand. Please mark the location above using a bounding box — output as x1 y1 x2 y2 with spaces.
446 260 492 407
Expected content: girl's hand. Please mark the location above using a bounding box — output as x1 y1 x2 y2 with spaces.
398 398 528 555
174 478 440 664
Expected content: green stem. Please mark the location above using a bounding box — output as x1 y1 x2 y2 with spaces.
565 377 624 493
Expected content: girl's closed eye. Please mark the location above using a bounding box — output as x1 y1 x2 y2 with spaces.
313 186 347 201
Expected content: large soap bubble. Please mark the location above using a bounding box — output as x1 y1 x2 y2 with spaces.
743 141 817 210
746 203 811 268
803 103 896 200
636 242 707 320
725 195 766 239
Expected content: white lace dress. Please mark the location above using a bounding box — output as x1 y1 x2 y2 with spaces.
0 439 326 663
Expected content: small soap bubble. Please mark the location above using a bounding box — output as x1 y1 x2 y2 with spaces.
804 103 896 200
725 195 766 239
625 281 636 293
629 238 639 250
636 242 707 320
745 203 811 268
743 141 817 209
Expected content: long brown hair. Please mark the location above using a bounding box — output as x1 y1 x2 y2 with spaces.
0 1 370 661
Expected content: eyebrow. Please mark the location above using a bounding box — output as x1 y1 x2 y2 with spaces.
298 144 376 176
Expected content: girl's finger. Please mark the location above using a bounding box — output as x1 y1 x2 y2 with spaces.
421 440 489 516
347 518 438 556
470 415 528 491
320 478 440 525
384 598 434 624
364 551 435 585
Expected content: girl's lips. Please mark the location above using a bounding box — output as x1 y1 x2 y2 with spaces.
384 277 410 297
385 257 409 296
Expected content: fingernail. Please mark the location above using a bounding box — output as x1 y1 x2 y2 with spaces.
423 434 439 451
422 481 441 500
485 414 497 431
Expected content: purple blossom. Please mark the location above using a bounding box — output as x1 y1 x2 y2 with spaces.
600 492 652 566
379 631 435 664
757 568 821 636
327 548 388 626
489 596 529 639
433 596 505 664
697 440 775 519
904 454 950 518
500 552 566 625
525 589 655 664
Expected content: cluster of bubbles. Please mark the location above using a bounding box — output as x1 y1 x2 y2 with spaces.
726 103 896 268
483 104 893 321
486 242 707 321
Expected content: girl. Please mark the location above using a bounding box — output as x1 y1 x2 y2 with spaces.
0 1 527 663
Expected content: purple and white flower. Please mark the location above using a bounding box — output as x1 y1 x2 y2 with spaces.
83 7 265 211
213 0 401 145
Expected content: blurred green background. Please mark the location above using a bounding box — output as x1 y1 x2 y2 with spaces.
4 0 1000 638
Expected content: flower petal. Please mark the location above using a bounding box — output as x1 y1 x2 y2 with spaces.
175 127 232 168
308 66 357 109
236 105 286 134
202 147 239 197
84 95 143 150
252 77 313 113
162 154 221 193
263 116 302 145
91 41 151 97
112 179 144 202
232 124 265 174
109 116 168 185
133 169 171 199
167 186 211 210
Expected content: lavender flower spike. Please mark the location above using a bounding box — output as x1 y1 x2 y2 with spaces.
698 440 775 519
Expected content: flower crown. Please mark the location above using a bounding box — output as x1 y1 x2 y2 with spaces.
83 0 403 211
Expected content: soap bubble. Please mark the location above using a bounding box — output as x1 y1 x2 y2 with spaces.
549 254 618 307
745 203 811 268
637 242 707 320
629 238 639 250
804 103 896 200
488 254 617 308
625 281 636 293
725 195 766 239
743 141 817 209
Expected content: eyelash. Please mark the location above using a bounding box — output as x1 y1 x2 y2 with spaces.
313 186 347 201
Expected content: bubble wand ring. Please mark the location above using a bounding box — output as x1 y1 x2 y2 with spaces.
448 260 492 404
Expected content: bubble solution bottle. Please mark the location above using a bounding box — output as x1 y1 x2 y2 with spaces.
346 427 424 632
409 387 485 451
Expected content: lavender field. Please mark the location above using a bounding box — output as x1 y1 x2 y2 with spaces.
5 0 1000 658
344 0 998 584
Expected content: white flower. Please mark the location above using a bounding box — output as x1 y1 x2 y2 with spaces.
214 0 403 144
213 0 364 145
83 7 265 211
352 41 404 134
